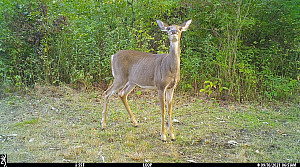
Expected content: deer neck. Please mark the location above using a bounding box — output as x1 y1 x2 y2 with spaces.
170 40 180 56
167 39 181 73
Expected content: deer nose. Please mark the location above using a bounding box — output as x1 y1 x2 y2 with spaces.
170 30 178 35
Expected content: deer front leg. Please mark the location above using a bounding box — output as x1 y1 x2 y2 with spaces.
166 88 175 141
158 89 167 142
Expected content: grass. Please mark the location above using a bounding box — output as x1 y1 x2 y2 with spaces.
14 119 39 128
0 85 299 163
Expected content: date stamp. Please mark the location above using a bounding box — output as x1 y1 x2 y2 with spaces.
257 163 297 167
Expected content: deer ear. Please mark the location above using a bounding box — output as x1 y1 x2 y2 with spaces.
156 20 169 32
180 19 192 31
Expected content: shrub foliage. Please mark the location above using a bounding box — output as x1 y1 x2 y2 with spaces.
0 0 299 102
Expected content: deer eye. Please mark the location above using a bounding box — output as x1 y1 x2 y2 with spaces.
179 27 182 31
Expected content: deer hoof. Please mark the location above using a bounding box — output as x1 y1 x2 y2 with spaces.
101 124 106 131
161 135 167 142
170 134 175 141
133 122 139 127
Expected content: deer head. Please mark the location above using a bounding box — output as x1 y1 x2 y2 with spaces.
156 19 192 42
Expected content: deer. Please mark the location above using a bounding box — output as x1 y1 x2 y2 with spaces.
102 19 192 142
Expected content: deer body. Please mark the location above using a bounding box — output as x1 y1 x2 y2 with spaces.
102 20 191 141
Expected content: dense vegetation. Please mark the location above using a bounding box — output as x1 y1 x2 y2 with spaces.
0 0 299 102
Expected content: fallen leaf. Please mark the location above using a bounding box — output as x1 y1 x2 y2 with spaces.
227 140 238 146
173 119 180 123
7 134 18 137
187 160 196 163
29 138 34 143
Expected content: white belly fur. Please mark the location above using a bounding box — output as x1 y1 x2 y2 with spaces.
135 83 157 90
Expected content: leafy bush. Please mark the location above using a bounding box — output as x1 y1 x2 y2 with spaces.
0 0 299 102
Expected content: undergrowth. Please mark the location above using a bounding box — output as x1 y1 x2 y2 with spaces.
0 0 299 102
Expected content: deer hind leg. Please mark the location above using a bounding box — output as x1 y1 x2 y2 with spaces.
102 81 125 130
166 88 175 141
119 82 138 127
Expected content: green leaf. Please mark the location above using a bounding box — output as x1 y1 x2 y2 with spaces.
204 81 211 84
204 85 210 90
136 91 142 95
